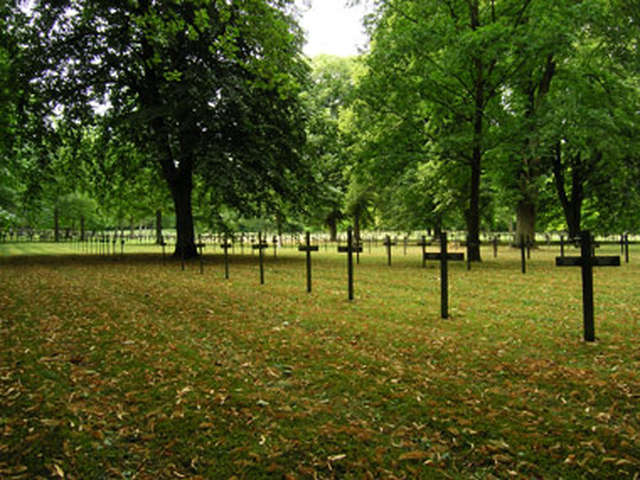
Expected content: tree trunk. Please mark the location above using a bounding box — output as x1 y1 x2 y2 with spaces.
552 143 583 239
467 150 482 262
170 176 197 258
155 209 163 245
326 210 340 242
54 207 60 243
328 219 337 242
80 216 85 242
515 200 535 246
354 211 361 245
432 215 442 242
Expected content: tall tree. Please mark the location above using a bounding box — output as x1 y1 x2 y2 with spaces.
360 0 543 261
303 55 360 240
20 0 310 257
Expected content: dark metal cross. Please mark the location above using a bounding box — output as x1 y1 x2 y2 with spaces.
621 233 629 264
383 235 396 266
252 232 269 285
220 236 232 279
298 231 319 293
416 235 431 268
424 232 464 319
195 241 206 274
556 230 620 342
338 227 363 301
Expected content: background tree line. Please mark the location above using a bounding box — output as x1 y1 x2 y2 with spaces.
1 0 639 260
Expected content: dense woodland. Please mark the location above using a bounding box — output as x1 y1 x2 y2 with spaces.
2 0 639 259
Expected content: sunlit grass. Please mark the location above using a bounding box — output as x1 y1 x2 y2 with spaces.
1 241 639 478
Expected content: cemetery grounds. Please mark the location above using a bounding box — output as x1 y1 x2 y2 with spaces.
1 239 639 479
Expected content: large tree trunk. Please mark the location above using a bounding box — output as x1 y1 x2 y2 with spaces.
552 143 585 239
467 148 482 262
468 6 483 263
326 210 340 242
515 199 536 246
155 209 163 245
354 211 361 245
328 219 337 242
170 175 197 258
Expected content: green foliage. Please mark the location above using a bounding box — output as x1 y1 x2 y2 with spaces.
302 55 360 232
17 0 312 254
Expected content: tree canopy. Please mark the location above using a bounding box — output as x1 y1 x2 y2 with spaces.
2 0 640 243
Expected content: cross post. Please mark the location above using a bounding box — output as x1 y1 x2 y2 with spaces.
195 241 206 274
253 231 269 285
556 230 620 342
417 235 431 268
424 232 464 319
221 236 232 279
338 227 363 301
383 235 396 266
298 231 319 293
160 236 167 263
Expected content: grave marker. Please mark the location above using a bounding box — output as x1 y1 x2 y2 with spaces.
252 232 269 285
424 232 464 319
160 236 168 263
383 235 396 266
221 236 232 279
556 230 620 342
621 233 629 264
417 236 431 268
298 231 319 293
195 241 206 274
337 227 362 301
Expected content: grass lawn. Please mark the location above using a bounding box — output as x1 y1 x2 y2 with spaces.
1 241 639 479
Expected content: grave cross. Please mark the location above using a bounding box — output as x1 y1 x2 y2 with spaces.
160 236 168 263
337 227 363 301
252 232 269 285
621 233 629 264
195 241 206 274
556 230 620 342
416 236 431 268
383 235 397 266
298 231 319 293
424 232 464 319
220 236 232 279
